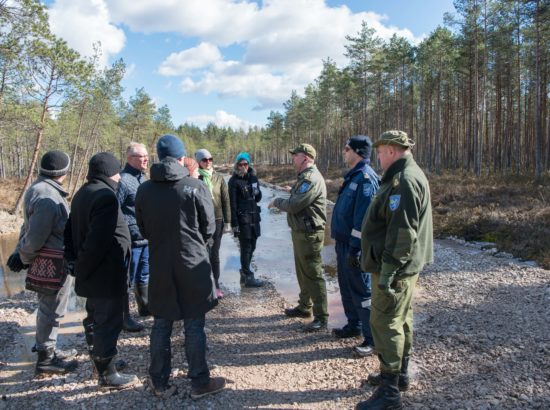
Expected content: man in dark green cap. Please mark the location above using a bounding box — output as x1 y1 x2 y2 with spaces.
356 130 433 410
268 143 329 332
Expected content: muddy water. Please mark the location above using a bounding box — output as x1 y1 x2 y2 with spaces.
0 182 347 328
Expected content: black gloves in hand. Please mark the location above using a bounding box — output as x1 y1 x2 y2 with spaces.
233 226 240 237
7 252 28 272
347 248 361 269
64 259 76 277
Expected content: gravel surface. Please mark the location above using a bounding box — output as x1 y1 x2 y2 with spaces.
0 239 549 409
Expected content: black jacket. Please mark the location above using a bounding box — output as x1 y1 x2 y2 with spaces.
135 158 217 320
228 166 262 239
65 177 131 298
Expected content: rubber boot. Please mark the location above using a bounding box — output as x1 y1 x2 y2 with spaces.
244 272 264 288
134 283 150 317
122 293 144 332
356 373 402 410
93 356 138 390
36 348 78 376
239 269 246 284
366 356 410 391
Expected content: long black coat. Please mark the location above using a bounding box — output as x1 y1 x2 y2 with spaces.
65 177 131 298
228 166 262 239
135 158 217 320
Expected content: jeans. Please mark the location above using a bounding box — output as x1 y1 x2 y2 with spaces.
149 316 210 388
129 245 149 286
209 220 224 288
238 235 257 275
35 274 74 351
83 296 124 358
335 240 373 345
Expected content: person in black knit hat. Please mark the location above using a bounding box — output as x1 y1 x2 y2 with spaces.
64 152 138 390
7 150 78 376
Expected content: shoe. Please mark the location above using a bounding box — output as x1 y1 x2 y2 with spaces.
244 273 264 288
149 380 178 398
239 269 246 284
55 348 78 360
284 306 312 318
123 293 144 332
190 376 226 400
36 348 78 376
356 372 402 410
332 325 361 339
353 341 374 357
93 356 139 390
303 318 328 332
216 288 224 299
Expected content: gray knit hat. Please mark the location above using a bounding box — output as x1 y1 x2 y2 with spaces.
195 148 213 163
39 150 70 177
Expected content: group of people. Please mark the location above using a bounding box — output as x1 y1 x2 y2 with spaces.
7 129 433 409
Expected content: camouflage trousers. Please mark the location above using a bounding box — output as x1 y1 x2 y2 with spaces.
371 272 418 374
291 230 328 322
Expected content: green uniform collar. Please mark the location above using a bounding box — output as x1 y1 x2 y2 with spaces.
381 155 414 183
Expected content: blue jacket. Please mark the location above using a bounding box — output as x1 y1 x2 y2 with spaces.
117 163 147 244
331 159 380 251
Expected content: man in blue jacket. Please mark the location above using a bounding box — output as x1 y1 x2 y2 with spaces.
331 135 379 356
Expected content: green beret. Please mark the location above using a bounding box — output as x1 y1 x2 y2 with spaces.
289 143 316 159
374 130 415 148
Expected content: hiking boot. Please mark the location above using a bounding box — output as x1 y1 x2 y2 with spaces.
353 341 374 357
284 306 312 318
93 356 138 390
303 318 328 332
134 283 150 317
36 348 78 376
32 345 77 360
366 356 410 391
148 379 178 398
244 273 264 288
190 376 226 400
239 269 246 284
356 372 402 410
332 324 361 339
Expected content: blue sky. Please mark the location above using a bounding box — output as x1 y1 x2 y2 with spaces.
44 0 455 130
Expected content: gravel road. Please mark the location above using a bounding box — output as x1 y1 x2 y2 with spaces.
0 239 548 409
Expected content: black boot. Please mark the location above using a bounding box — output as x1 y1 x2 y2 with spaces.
356 372 402 410
366 356 410 391
123 293 144 332
134 283 150 317
36 348 78 376
93 356 138 390
239 269 246 284
244 272 264 288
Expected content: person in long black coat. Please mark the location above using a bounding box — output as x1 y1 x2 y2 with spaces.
135 134 226 399
228 152 264 287
64 152 138 390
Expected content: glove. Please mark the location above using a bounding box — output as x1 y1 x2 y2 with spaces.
347 248 361 269
223 223 232 233
64 259 76 277
7 252 28 272
233 226 240 237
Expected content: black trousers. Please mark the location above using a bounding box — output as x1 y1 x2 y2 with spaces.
209 220 224 288
83 296 123 358
238 234 257 275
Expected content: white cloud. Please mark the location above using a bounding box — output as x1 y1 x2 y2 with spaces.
48 0 125 67
158 43 221 76
186 110 255 130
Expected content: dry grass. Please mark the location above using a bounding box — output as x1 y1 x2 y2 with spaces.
0 179 22 212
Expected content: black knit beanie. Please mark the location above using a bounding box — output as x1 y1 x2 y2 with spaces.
346 135 373 159
87 152 121 180
39 150 70 177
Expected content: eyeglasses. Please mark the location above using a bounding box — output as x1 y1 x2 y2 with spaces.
237 162 249 167
201 158 213 162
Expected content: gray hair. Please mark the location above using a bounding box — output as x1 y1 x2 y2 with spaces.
126 142 147 156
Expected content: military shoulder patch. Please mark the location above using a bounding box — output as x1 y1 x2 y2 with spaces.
299 181 311 193
389 194 401 211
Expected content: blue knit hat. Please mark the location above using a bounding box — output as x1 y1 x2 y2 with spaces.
235 152 251 164
157 134 186 160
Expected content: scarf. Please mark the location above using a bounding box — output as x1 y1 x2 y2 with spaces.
199 168 214 195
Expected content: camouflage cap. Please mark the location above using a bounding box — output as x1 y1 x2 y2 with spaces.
289 143 316 159
373 130 415 148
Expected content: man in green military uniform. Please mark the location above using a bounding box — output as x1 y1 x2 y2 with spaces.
356 130 433 410
268 143 329 332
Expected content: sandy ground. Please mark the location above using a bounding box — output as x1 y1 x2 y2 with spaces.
0 238 549 409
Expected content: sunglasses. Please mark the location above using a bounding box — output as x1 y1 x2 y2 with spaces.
237 162 249 167
201 158 213 162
